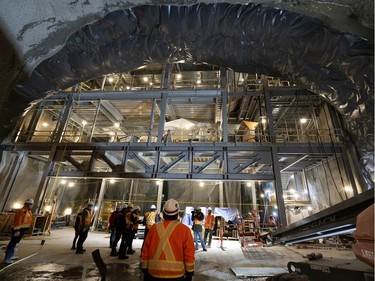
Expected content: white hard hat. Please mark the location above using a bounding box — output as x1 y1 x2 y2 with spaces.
87 201 94 206
25 199 34 205
163 198 179 216
150 204 156 210
207 207 212 211
133 206 140 211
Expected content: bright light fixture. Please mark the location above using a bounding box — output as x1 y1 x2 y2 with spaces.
64 207 72 216
307 206 313 211
199 181 204 187
300 118 308 124
246 182 251 187
13 202 22 209
60 179 67 185
114 122 120 128
260 193 265 198
68 182 75 187
109 179 115 184
45 205 52 212
176 73 182 79
108 76 114 83
82 120 87 126
42 122 48 127
143 77 149 82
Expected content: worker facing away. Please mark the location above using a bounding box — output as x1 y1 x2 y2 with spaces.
3 198 34 264
75 201 94 254
204 207 215 247
142 198 195 281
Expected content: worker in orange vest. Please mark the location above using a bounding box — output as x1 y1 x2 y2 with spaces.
204 207 215 247
3 199 34 264
128 206 142 254
142 204 158 239
142 198 195 281
76 201 94 254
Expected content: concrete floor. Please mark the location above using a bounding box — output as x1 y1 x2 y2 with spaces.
0 228 359 281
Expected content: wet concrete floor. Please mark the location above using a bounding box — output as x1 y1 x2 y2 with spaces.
0 228 359 280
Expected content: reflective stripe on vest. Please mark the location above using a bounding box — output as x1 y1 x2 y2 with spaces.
145 211 156 229
147 221 184 278
204 214 215 229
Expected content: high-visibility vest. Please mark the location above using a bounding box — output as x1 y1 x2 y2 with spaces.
125 212 133 229
133 213 139 230
144 211 157 229
13 206 33 230
82 208 93 226
141 220 195 278
204 214 215 229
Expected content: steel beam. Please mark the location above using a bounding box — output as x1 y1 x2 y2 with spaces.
272 189 374 245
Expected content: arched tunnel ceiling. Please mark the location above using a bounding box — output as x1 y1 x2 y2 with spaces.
0 1 373 186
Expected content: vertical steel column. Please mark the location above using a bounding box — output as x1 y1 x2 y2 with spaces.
341 150 359 196
0 151 27 211
251 184 257 210
264 89 287 224
35 145 58 214
157 64 171 141
157 93 168 142
271 145 287 226
88 100 101 142
264 90 276 143
24 101 45 142
92 179 107 230
219 181 224 207
220 67 228 142
148 99 157 142
53 95 74 143
157 181 163 213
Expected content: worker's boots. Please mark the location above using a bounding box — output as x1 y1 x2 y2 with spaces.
110 250 119 257
118 254 129 260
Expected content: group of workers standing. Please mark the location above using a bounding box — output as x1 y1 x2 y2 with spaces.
2 197 216 281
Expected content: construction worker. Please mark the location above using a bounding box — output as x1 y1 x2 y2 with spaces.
192 207 207 251
76 201 94 254
204 207 215 247
3 199 34 264
128 206 142 254
142 198 195 281
71 212 82 250
142 204 158 240
108 205 121 248
111 206 127 257
119 203 135 258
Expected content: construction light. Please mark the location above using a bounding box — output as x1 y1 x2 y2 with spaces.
42 122 48 127
12 202 22 209
176 73 182 79
109 179 115 184
300 118 308 124
68 182 75 187
64 208 72 216
60 179 67 185
199 181 204 187
82 120 87 126
45 205 52 212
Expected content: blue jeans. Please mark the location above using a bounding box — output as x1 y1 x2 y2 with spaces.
4 228 27 261
193 231 206 250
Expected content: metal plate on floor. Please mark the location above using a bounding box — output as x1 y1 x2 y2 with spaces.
231 267 288 277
